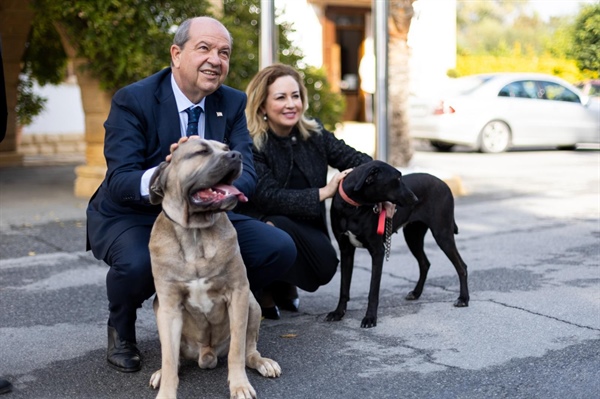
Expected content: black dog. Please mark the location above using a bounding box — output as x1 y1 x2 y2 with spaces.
326 160 470 328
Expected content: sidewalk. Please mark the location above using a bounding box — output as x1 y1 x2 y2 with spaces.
0 163 88 231
1 149 598 398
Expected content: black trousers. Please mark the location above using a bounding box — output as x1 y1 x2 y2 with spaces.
104 217 296 342
265 215 339 293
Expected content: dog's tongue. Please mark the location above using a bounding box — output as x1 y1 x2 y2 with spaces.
213 184 248 203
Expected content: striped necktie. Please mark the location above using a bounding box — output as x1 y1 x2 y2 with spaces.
185 106 202 137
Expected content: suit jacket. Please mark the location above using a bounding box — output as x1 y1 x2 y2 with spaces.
86 67 257 260
239 124 371 234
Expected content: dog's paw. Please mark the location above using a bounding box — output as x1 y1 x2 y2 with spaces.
405 291 421 301
256 357 282 378
453 298 469 307
198 352 218 369
247 353 281 378
360 316 377 328
325 310 345 322
230 382 257 399
149 369 162 389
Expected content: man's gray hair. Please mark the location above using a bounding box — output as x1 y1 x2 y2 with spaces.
173 19 193 48
172 17 233 49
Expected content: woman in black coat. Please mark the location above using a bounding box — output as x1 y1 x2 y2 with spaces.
242 64 372 319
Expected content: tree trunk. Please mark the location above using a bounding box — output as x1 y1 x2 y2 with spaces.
387 0 415 167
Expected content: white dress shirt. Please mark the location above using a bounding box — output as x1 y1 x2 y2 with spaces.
140 74 207 196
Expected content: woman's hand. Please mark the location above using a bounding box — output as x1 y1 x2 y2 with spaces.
319 168 353 201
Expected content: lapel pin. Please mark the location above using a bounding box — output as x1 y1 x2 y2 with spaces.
216 112 223 117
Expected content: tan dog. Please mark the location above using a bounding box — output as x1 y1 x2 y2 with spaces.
147 138 281 399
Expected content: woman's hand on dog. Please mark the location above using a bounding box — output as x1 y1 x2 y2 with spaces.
319 168 353 201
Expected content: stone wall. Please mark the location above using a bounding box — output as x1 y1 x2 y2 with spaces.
19 133 86 165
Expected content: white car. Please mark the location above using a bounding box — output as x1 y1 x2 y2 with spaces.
409 73 600 153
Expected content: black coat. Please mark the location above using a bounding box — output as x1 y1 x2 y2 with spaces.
241 124 372 233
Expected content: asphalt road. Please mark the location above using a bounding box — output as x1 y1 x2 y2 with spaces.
0 146 599 399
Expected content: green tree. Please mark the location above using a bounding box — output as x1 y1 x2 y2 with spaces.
17 11 67 126
569 3 600 75
29 0 212 92
456 0 564 57
220 0 344 130
21 0 343 130
454 0 592 82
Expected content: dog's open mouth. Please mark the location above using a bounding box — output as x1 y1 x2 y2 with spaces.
190 184 248 205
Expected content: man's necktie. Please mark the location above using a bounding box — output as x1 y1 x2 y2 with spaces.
185 106 202 137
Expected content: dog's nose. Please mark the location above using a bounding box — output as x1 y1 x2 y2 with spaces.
226 151 242 160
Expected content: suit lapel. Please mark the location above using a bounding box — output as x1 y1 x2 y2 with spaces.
154 70 180 157
204 89 226 143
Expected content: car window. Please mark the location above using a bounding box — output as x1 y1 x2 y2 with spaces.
521 81 539 99
498 81 535 98
537 81 581 103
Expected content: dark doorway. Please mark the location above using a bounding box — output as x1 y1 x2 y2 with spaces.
325 7 369 122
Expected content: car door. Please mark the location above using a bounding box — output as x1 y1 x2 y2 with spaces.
537 80 600 144
497 80 554 146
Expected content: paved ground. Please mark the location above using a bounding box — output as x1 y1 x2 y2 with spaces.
0 145 599 399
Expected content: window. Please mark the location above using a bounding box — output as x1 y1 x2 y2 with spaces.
537 81 581 103
498 81 536 99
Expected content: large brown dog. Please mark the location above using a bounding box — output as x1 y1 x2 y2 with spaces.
147 138 281 399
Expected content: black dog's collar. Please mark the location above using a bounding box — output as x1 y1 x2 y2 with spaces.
338 178 361 207
338 178 393 237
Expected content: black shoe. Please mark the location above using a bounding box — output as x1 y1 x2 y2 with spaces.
107 325 142 373
277 297 300 312
273 282 300 312
261 305 281 320
0 378 12 395
257 289 281 320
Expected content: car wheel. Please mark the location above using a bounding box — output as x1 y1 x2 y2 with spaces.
430 141 455 152
478 121 511 153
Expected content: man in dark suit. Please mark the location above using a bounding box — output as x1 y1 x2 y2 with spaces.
86 16 296 373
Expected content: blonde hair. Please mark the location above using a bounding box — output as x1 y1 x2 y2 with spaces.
246 64 320 150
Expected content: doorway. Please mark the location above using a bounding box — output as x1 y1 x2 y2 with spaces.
324 7 370 122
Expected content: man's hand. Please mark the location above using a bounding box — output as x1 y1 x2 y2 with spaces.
165 136 200 162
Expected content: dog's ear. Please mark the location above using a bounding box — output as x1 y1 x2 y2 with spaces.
353 166 380 191
149 162 169 205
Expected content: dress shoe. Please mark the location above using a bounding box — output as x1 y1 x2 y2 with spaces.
273 282 300 312
276 297 300 312
0 378 12 395
257 288 281 320
107 325 142 372
261 305 281 320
